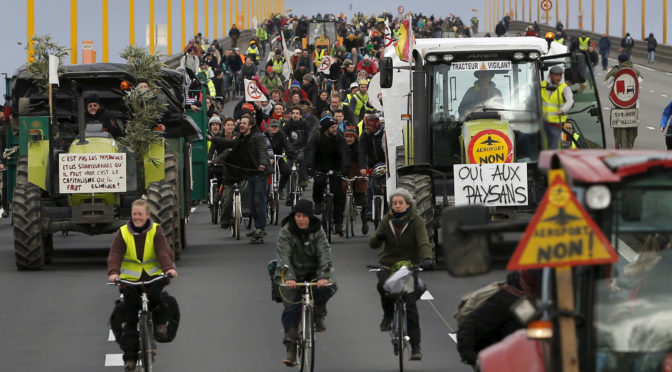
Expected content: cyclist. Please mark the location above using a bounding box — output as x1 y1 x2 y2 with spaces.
107 199 178 372
265 119 295 199
283 106 312 187
275 199 336 366
368 188 433 361
359 114 387 230
305 115 349 236
343 125 368 234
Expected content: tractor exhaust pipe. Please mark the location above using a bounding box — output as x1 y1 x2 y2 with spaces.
75 83 88 145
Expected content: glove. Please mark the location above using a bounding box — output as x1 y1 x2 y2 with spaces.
375 230 386 242
421 258 434 271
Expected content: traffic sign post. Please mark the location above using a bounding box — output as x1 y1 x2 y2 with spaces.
397 5 404 15
608 67 640 149
540 0 552 11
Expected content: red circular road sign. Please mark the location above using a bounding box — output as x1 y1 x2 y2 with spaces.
609 67 639 108
540 0 552 11
398 5 405 14
246 81 263 100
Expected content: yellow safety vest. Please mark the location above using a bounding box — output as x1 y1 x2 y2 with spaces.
354 120 364 136
555 38 564 44
207 79 216 97
272 59 284 74
314 49 325 67
119 223 162 280
541 81 568 125
570 132 580 149
353 91 369 117
207 140 212 152
247 46 260 60
578 37 590 51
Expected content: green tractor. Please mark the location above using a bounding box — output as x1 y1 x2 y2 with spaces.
6 63 208 270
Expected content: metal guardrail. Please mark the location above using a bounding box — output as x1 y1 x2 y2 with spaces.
164 29 255 69
506 20 672 73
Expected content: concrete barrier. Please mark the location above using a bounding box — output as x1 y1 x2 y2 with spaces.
164 29 255 69
506 21 672 73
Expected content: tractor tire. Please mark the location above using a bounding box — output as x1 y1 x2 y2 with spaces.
398 173 436 260
395 146 405 169
163 152 184 258
13 180 45 270
147 180 181 260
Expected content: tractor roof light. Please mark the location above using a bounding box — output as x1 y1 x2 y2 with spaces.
513 52 525 60
426 54 439 63
528 52 540 59
442 53 454 62
585 185 611 210
527 320 553 340
120 80 132 91
545 32 555 41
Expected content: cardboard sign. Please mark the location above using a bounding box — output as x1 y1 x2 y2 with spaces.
318 55 333 73
59 153 127 193
609 108 639 128
244 78 266 101
507 176 618 270
453 163 528 206
451 61 512 72
468 129 514 164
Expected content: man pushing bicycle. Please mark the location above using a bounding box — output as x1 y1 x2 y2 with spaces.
107 199 178 372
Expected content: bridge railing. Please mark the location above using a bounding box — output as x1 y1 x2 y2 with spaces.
164 29 255 69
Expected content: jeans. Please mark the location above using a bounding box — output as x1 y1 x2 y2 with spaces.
648 50 655 62
280 274 336 333
312 172 345 226
376 270 421 346
118 281 167 362
220 179 248 225
247 173 267 230
600 52 609 69
544 123 563 149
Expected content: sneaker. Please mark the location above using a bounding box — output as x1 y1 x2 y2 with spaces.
361 220 369 235
410 345 422 360
283 345 297 366
155 323 168 340
124 360 137 372
314 315 326 332
249 228 265 237
314 202 323 215
1 210 7 218
379 314 393 332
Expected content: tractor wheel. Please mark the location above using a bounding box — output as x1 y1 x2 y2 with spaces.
13 174 46 270
395 146 405 169
398 173 436 260
147 180 181 260
164 152 184 258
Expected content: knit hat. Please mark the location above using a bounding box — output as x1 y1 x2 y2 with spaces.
241 102 255 114
266 66 273 73
549 65 564 74
291 80 301 89
292 199 314 218
303 73 314 82
319 115 336 131
618 53 630 63
344 126 357 136
84 94 102 106
208 116 222 124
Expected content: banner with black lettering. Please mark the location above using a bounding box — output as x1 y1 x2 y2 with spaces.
453 163 528 207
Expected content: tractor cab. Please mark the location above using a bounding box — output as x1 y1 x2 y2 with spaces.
446 150 672 372
303 20 340 54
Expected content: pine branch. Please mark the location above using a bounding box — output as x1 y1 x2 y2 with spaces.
26 35 69 92
119 45 166 86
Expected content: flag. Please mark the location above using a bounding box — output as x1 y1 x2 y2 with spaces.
281 31 292 81
395 17 414 62
48 55 59 86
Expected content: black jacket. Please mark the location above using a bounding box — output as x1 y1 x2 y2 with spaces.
283 118 312 148
85 107 122 137
358 129 386 170
337 70 357 92
305 129 349 174
212 127 270 175
227 54 243 73
265 129 295 157
241 64 257 80
229 27 240 39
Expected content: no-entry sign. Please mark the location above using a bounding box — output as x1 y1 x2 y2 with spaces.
609 67 639 108
540 0 552 11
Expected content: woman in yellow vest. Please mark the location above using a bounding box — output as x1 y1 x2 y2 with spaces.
107 199 177 372
540 65 574 149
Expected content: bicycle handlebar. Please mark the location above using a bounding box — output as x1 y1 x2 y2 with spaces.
279 281 333 287
366 264 423 272
341 176 367 182
107 273 172 286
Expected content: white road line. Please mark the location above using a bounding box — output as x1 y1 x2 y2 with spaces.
663 94 669 98
636 64 654 72
420 290 434 301
108 330 115 342
667 72 672 77
190 207 197 214
105 354 124 367
603 107 611 110
647 126 657 130
448 332 458 343
617 239 638 263
650 90 656 93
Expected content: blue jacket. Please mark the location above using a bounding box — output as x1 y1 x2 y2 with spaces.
660 101 672 129
599 37 611 54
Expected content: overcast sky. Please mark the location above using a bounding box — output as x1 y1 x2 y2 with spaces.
1 0 668 98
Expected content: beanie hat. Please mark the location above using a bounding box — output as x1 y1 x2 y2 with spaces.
303 73 314 82
241 102 255 113
344 126 357 136
292 199 314 218
618 53 629 63
84 94 102 106
208 116 222 124
266 66 273 73
291 80 301 89
319 115 335 131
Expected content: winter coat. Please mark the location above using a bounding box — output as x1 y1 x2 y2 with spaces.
212 127 270 175
343 141 367 194
337 70 358 92
228 27 240 39
368 207 433 267
305 129 349 174
621 35 634 49
85 107 122 137
265 129 295 157
282 118 312 148
274 214 333 282
599 37 611 54
495 22 506 37
646 35 658 52
358 129 386 170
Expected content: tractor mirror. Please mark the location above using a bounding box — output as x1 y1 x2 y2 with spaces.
589 106 600 117
380 57 393 88
570 52 587 84
441 205 492 277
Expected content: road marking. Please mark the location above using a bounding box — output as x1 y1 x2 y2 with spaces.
636 64 654 72
105 354 123 367
420 290 434 300
663 94 669 98
108 330 115 341
617 239 638 263
647 126 657 130
667 72 672 77
448 333 457 343
190 207 197 214
649 90 656 93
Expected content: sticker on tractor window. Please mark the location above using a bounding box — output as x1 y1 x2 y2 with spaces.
451 60 512 72
468 129 514 164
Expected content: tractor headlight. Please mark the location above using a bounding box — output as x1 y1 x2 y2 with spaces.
513 52 525 60
528 52 540 59
585 185 611 210
442 54 454 62
426 54 439 63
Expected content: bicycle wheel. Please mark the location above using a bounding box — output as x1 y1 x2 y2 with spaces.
299 307 315 372
138 313 154 372
323 196 332 243
233 193 241 240
344 195 352 239
273 191 280 226
289 172 298 206
210 184 220 225
397 302 405 372
373 197 383 229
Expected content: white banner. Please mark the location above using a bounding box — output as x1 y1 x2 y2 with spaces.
48 55 59 86
451 60 512 72
244 78 266 101
318 55 333 73
453 163 528 206
609 108 639 128
281 31 293 81
59 153 127 193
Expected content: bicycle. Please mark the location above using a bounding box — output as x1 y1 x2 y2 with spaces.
208 170 223 225
107 274 171 372
287 157 302 207
314 170 340 244
280 269 332 372
267 155 283 226
341 176 367 239
369 169 387 229
368 265 421 372
232 181 243 240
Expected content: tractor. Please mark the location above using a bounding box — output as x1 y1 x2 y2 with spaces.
5 63 208 270
444 149 672 372
377 35 606 260
302 17 343 54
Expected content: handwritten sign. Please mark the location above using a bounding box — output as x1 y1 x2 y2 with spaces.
59 153 127 193
609 108 639 128
453 163 528 207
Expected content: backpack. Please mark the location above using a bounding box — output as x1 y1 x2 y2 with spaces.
155 292 181 343
268 259 283 303
109 299 125 343
454 282 504 326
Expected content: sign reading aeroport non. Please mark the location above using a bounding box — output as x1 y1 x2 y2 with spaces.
468 129 513 164
507 176 618 270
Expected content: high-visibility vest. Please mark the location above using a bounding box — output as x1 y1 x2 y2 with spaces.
540 81 568 126
578 36 590 51
352 91 369 117
314 49 325 67
272 59 284 74
119 223 162 280
207 79 216 97
247 46 260 60
570 132 580 149
555 38 565 44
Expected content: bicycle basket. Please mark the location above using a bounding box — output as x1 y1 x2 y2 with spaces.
383 266 415 295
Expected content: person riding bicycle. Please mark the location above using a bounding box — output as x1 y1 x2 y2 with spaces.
343 125 368 234
359 114 387 231
369 188 433 361
305 115 349 236
107 199 178 372
275 199 337 366
283 106 312 187
265 119 295 199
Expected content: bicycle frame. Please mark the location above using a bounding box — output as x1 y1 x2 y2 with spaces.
342 176 366 239
232 182 242 240
315 171 338 243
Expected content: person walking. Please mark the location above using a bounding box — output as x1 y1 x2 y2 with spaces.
598 33 611 71
369 188 434 361
229 24 240 48
606 54 642 149
659 100 672 150
645 33 658 63
620 33 635 57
